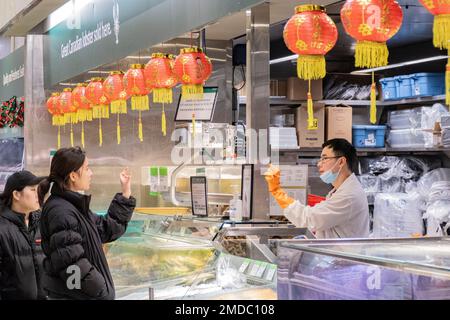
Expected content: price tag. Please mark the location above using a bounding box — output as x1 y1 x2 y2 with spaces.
256 262 268 278
249 262 261 277
239 259 251 273
265 265 277 281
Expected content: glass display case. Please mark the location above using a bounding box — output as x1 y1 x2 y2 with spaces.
277 237 450 300
106 212 279 300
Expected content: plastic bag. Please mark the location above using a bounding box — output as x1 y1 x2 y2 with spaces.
216 254 246 289
416 168 450 199
373 193 424 238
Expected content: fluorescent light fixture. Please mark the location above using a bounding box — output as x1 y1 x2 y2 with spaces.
269 54 298 65
126 56 152 60
87 70 112 74
351 55 449 74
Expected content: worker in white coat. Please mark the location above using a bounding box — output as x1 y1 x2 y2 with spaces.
265 138 369 239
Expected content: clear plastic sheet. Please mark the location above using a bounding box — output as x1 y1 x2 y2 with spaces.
373 193 425 238
415 168 450 199
323 81 373 100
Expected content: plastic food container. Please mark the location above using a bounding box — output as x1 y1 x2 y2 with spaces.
352 125 386 148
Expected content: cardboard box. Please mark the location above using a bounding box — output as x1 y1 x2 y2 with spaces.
287 77 323 101
278 80 287 97
296 103 325 148
270 80 278 96
326 106 353 143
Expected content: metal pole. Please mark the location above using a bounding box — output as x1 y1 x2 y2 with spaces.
245 3 270 220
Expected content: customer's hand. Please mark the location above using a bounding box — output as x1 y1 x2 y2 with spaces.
120 167 131 199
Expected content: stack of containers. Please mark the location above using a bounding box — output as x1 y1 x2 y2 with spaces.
386 108 426 148
380 73 445 101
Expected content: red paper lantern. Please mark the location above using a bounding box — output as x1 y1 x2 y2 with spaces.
104 71 128 145
340 0 403 68
144 53 178 103
173 47 212 99
283 5 338 80
104 71 128 114
46 92 64 126
72 83 93 122
86 77 110 119
419 0 450 49
59 88 78 125
123 64 149 111
47 92 64 148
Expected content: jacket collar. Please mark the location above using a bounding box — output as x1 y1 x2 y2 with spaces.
50 183 91 216
0 206 40 230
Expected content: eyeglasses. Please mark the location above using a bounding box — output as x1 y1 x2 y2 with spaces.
317 156 341 164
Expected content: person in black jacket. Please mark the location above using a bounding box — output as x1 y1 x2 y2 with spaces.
38 147 135 300
0 170 46 300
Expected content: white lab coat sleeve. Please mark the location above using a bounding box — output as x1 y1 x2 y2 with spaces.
284 193 353 231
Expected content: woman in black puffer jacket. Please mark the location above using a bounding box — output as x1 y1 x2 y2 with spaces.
38 147 135 300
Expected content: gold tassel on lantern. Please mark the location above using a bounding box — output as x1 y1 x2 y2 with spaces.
297 55 326 80
117 114 121 145
307 80 318 130
98 118 103 147
370 72 377 124
111 100 127 114
154 88 173 104
138 111 144 142
92 103 110 119
355 41 388 68
433 15 450 50
81 121 85 148
57 126 61 149
131 95 149 111
161 104 167 136
182 85 204 100
70 123 74 147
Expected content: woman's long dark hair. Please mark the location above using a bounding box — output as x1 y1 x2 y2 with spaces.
38 147 86 205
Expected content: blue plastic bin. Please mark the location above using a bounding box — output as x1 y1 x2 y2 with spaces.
397 75 414 99
352 125 386 148
410 73 445 97
379 77 397 100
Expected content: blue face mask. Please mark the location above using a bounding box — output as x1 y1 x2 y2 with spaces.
320 161 342 185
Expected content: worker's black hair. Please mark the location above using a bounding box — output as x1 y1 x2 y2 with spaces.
322 139 358 173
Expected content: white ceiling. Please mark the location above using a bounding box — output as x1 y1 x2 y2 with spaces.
204 0 339 40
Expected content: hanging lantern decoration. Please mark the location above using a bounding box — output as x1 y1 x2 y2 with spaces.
72 83 93 148
46 92 64 148
144 53 178 136
418 0 450 107
144 53 178 103
104 71 128 144
173 47 212 100
124 64 149 142
340 0 403 123
283 5 338 130
340 0 403 68
59 88 78 147
419 0 450 50
86 78 110 146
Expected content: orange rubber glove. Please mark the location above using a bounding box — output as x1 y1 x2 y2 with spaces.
264 165 295 209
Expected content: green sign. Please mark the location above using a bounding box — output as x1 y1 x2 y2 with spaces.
44 0 264 87
0 46 25 100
